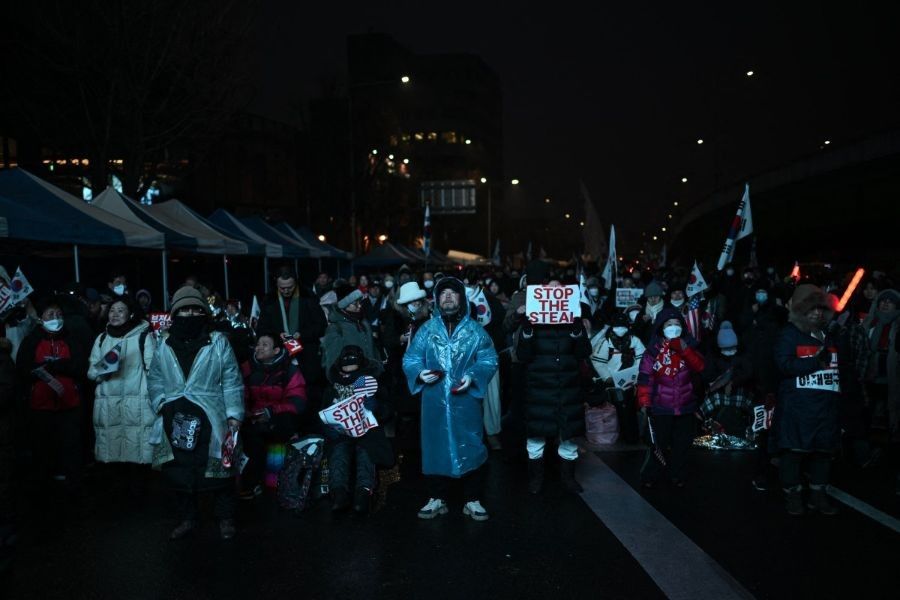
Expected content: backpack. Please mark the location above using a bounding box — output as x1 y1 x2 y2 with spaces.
276 435 325 512
99 328 150 371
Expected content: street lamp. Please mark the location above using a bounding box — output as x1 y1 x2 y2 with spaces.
480 177 487 183
696 139 704 145
564 213 571 219
544 197 551 204
673 201 679 207
401 75 411 84
681 177 688 183
746 70 754 77
511 179 520 185
378 234 388 242
318 234 326 242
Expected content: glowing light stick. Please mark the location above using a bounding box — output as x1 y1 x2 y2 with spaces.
836 268 865 312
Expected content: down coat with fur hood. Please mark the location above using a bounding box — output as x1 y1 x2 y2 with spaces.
772 284 841 451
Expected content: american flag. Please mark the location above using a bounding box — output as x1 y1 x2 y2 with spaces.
685 294 703 342
353 375 379 398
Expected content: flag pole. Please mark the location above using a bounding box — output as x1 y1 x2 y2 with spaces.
73 245 81 283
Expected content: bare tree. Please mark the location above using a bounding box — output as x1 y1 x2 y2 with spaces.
1 0 257 195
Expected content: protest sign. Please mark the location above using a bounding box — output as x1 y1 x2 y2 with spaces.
319 394 379 438
148 312 171 334
615 288 644 308
612 364 638 389
525 285 579 325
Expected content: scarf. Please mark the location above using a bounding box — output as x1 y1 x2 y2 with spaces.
652 339 684 377
106 318 141 339
279 292 301 335
166 319 211 378
645 301 663 322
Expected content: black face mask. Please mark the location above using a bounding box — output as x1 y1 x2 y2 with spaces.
169 315 207 339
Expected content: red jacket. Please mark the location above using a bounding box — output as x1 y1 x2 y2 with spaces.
241 350 307 416
16 328 86 411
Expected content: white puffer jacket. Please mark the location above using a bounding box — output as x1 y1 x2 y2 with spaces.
87 321 158 464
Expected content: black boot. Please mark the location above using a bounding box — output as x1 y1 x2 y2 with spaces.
353 488 371 514
527 458 544 494
807 486 838 515
331 487 351 512
559 458 583 493
784 486 804 516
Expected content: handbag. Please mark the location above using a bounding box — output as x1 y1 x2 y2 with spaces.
585 403 619 445
170 412 202 451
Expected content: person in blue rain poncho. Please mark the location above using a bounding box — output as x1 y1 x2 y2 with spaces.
403 277 498 522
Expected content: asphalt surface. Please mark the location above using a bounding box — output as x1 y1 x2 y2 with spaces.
4 441 898 600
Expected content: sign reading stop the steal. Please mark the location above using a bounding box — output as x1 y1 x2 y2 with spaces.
525 285 580 325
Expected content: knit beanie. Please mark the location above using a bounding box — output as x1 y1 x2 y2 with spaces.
335 284 365 309
170 286 207 314
717 321 738 349
644 281 664 298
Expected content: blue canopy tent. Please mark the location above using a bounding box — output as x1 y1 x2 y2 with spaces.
272 222 352 276
208 209 310 293
353 242 425 268
0 169 165 282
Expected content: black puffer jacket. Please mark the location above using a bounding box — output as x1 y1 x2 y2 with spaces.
516 325 591 439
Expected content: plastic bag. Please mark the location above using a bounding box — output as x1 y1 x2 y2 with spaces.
585 403 619 445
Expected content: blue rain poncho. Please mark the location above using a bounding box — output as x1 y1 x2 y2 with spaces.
403 305 498 478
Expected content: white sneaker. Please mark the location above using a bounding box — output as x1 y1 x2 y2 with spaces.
463 500 489 521
417 498 449 519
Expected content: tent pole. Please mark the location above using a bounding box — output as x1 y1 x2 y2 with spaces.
294 259 298 276
73 245 81 283
161 250 170 311
263 257 269 294
223 255 231 299
318 257 322 274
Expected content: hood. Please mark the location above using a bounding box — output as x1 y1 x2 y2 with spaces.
652 306 687 336
251 348 289 371
430 277 473 325
789 284 831 332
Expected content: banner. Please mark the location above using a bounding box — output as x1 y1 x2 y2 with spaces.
525 285 579 324
686 261 708 297
492 239 501 266
615 288 644 308
148 312 172 334
318 393 379 438
250 295 261 326
423 204 432 257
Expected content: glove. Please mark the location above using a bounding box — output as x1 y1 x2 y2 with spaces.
521 323 534 338
668 338 683 352
452 375 472 394
419 370 440 384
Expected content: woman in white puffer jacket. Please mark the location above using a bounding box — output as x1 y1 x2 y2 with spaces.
87 297 157 465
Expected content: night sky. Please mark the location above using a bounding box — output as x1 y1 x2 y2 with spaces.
251 2 900 241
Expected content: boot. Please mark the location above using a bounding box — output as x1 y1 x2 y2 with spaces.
559 458 583 493
169 520 197 540
784 486 804 516
353 488 371 514
527 458 544 494
807 486 838 515
331 487 351 512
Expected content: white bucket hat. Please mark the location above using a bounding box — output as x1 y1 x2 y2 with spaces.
396 282 427 305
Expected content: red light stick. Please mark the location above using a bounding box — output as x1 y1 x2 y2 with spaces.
790 262 800 281
836 268 865 312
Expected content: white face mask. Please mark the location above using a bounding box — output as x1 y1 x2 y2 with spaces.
663 325 682 340
113 284 126 296
384 280 394 289
628 311 639 323
726 269 735 277
721 349 737 356
407 302 421 314
588 288 600 298
612 326 628 337
670 299 684 308
43 318 64 333
423 280 434 289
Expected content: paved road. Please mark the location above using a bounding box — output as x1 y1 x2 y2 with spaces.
5 443 898 599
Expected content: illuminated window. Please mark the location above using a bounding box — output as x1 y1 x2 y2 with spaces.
441 131 458 144
427 132 437 141
414 132 424 141
401 133 411 143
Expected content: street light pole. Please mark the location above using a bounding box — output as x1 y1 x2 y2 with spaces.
487 185 492 258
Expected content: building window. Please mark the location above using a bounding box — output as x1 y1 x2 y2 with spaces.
401 133 410 143
427 132 437 141
441 131 458 144
414 132 424 141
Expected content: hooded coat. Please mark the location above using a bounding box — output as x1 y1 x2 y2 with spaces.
321 306 383 383
636 307 705 415
772 285 841 451
861 289 900 442
87 321 158 464
403 278 498 477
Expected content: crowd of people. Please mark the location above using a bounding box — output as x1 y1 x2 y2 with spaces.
0 256 898 550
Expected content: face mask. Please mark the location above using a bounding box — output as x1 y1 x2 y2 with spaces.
670 299 684 308
113 284 126 296
384 280 394 289
407 303 420 314
628 311 639 323
663 325 682 340
169 315 206 339
43 318 64 333
721 349 737 356
424 280 435 289
755 292 768 304
612 326 628 337
726 268 735 277
588 288 600 298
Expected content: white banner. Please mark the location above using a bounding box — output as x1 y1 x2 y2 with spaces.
526 285 580 325
318 394 379 438
615 288 644 308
